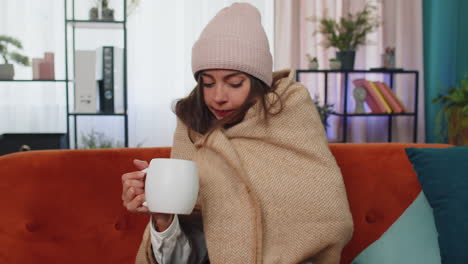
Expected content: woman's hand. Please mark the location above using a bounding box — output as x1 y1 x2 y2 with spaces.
121 159 174 231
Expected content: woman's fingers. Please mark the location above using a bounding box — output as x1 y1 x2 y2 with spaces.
125 193 147 213
122 171 145 183
136 205 150 214
121 171 145 199
122 159 149 214
133 159 149 171
123 185 145 203
123 179 145 191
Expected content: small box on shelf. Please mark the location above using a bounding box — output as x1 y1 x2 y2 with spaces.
32 52 55 80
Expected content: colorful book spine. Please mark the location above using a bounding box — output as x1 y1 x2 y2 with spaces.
352 79 386 113
380 82 408 112
374 82 403 113
369 81 392 113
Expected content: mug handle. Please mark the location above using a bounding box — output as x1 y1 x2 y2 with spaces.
141 168 148 207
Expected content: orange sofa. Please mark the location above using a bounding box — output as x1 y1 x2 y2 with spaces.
0 143 449 263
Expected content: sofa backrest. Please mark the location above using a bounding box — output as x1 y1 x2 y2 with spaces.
0 143 449 263
331 143 450 263
0 147 170 263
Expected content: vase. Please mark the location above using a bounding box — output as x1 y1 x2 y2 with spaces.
382 53 395 68
89 7 98 20
336 50 356 70
0 64 14 80
448 108 468 146
329 61 341 70
308 61 318 70
101 8 114 21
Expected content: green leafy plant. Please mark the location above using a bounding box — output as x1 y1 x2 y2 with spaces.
313 95 335 127
80 129 124 149
0 35 30 66
309 3 380 51
433 76 468 143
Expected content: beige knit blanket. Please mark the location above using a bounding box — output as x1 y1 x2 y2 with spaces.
136 69 353 264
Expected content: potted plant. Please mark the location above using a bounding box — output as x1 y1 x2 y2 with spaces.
306 54 319 70
80 129 123 149
433 76 468 145
329 58 341 70
101 0 115 21
89 0 99 20
312 95 335 128
310 3 380 70
0 35 30 80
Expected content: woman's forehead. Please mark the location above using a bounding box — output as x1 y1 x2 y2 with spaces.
201 69 247 78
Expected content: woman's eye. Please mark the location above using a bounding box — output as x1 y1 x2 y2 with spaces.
230 82 243 88
203 83 214 88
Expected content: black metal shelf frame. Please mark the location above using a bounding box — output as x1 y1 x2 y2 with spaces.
64 0 129 149
296 69 419 143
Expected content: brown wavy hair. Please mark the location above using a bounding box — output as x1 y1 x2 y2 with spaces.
174 70 285 141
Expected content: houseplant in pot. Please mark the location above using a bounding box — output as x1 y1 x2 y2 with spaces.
329 58 341 70
312 4 379 70
306 54 319 70
89 0 99 20
0 35 30 80
433 76 468 145
312 95 335 128
101 0 115 21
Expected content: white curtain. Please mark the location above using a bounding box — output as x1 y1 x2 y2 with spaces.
0 0 66 134
127 0 274 147
274 0 425 143
0 0 274 148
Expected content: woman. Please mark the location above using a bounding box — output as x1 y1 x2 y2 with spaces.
122 3 353 264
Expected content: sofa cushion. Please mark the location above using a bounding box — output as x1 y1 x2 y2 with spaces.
405 146 468 264
329 143 451 264
351 191 440 264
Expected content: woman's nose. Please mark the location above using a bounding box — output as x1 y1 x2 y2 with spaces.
213 85 228 103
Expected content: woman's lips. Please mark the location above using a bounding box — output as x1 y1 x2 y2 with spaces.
213 109 233 117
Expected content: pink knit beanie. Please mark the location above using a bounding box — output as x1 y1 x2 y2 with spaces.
191 3 273 86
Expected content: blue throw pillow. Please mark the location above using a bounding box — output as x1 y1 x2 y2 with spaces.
405 146 468 264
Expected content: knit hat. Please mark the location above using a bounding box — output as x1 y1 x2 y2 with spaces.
191 3 273 86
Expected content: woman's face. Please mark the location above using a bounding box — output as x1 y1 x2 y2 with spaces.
201 69 251 120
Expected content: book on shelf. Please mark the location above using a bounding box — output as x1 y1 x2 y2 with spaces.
95 46 124 114
74 46 124 114
368 81 392 113
74 50 97 113
352 79 387 113
374 82 405 113
377 82 408 112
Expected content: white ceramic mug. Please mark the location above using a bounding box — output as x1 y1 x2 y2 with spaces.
142 158 199 215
